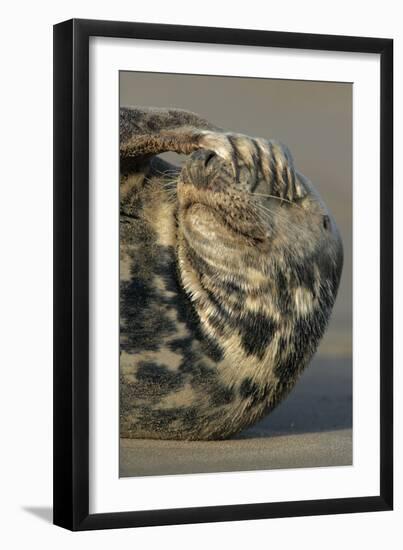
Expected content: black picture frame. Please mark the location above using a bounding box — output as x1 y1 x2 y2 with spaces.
53 18 393 531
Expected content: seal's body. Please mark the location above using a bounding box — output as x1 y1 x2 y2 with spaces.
120 106 343 440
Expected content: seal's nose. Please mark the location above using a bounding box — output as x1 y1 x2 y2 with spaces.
180 148 221 190
192 149 217 167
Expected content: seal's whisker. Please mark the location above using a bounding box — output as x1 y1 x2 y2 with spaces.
163 190 178 198
254 210 274 229
152 167 181 177
164 189 177 197
250 192 303 210
253 202 309 234
255 207 308 235
165 197 178 204
161 193 178 205
144 175 179 189
161 182 178 189
163 179 178 185
250 205 277 228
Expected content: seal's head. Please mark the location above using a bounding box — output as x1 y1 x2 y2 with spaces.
177 134 343 313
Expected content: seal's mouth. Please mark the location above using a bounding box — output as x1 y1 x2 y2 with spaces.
176 148 271 245
177 181 270 246
187 202 266 242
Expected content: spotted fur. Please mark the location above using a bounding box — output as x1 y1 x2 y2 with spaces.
119 106 343 440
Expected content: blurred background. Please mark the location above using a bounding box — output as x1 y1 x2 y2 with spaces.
120 72 352 465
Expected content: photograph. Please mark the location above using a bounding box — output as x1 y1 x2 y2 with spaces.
119 71 352 477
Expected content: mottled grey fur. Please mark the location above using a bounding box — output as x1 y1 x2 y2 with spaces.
120 106 343 440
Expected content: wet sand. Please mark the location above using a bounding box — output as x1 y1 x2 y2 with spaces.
120 357 352 477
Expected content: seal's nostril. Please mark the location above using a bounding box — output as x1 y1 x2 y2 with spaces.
192 149 216 167
204 150 216 167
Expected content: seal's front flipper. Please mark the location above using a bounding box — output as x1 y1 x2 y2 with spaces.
120 106 221 170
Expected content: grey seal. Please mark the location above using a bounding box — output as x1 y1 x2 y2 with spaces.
119 106 343 440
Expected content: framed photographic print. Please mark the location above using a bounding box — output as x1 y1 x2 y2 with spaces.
53 19 393 530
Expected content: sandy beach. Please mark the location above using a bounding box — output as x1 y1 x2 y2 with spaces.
120 356 352 477
119 75 352 479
